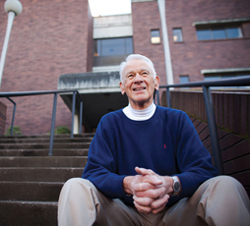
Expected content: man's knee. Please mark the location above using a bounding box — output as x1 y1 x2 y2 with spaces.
60 178 95 197
205 175 244 191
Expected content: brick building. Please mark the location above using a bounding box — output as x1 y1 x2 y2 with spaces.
0 0 250 134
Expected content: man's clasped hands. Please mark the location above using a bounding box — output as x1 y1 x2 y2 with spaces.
123 167 175 214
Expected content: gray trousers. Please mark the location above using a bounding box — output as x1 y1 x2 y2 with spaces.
58 176 250 226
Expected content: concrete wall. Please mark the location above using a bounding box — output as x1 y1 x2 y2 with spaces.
0 0 93 135
0 101 6 135
161 89 250 196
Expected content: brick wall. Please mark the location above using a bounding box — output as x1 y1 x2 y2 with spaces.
161 89 250 196
0 101 6 135
132 0 167 86
164 0 250 83
0 0 92 135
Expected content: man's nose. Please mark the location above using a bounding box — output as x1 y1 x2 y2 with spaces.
134 73 143 83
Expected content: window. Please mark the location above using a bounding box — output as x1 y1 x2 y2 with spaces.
173 28 183 42
203 74 250 89
179 75 189 83
196 26 242 41
94 37 133 66
94 37 133 57
151 29 161 44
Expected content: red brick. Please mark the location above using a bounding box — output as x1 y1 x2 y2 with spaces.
219 134 243 151
232 171 250 187
233 95 241 134
0 0 91 135
221 140 250 162
240 94 247 136
224 154 250 175
199 126 210 142
196 121 207 134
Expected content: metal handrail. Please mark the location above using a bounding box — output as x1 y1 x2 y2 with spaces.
0 89 83 156
157 76 250 175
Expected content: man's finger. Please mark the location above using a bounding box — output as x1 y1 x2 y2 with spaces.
143 175 163 185
135 186 166 199
133 195 154 207
151 194 169 214
135 167 156 176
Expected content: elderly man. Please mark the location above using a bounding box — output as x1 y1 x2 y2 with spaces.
58 54 250 226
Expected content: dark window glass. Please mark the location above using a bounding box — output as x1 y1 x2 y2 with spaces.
226 27 241 38
212 28 226 39
151 30 160 37
101 39 124 56
150 29 161 44
204 74 250 89
173 28 183 42
93 37 133 66
197 26 243 41
179 76 189 83
94 37 133 57
197 29 211 40
125 38 133 54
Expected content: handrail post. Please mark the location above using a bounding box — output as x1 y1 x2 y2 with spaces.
156 90 160 105
79 100 83 134
6 97 16 136
71 91 76 138
202 86 224 175
166 87 171 108
49 93 57 156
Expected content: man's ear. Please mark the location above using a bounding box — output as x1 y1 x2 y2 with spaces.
119 82 125 95
154 76 160 90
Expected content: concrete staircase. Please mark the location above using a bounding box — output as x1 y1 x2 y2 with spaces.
0 134 94 226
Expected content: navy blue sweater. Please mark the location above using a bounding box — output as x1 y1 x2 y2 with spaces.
82 106 218 206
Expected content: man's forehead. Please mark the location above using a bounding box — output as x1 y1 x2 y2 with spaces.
124 59 152 74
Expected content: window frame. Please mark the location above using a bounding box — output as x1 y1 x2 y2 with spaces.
173 28 184 43
150 29 161 44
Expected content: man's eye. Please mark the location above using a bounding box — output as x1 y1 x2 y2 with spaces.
142 71 149 75
128 74 134 78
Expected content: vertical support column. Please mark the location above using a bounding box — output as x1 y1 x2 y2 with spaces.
49 93 57 156
166 87 171 108
156 90 160 105
6 97 16 136
71 91 76 138
202 86 224 175
79 100 83 134
157 0 174 86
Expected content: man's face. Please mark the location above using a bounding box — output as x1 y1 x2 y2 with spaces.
119 59 160 110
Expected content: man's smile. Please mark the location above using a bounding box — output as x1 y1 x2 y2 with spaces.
133 87 146 91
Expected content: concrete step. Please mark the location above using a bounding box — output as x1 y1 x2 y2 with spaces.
0 156 88 167
0 133 93 226
0 142 91 149
0 201 57 226
0 133 95 139
0 167 84 182
0 148 89 156
0 181 63 201
0 137 93 143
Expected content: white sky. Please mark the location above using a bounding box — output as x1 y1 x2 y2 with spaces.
88 0 131 17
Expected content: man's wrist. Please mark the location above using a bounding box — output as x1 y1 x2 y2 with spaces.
171 176 181 196
123 176 134 196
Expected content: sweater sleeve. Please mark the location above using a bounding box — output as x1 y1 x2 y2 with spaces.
173 112 218 200
82 115 127 199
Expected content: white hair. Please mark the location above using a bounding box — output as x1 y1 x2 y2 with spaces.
119 54 157 82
